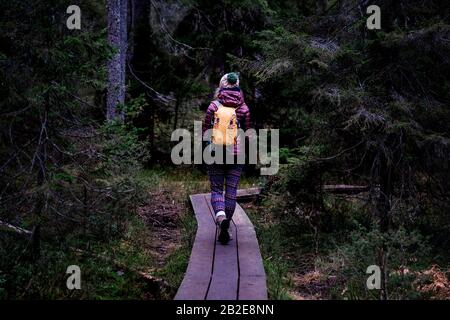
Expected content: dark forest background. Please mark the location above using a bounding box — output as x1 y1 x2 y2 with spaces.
0 0 449 299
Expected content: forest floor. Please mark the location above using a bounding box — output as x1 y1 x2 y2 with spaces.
138 189 183 270
102 166 450 300
242 202 329 300
3 166 448 299
242 203 327 300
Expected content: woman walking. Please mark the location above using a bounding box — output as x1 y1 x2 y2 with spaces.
202 72 252 245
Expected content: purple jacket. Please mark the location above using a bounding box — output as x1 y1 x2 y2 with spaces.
202 88 252 155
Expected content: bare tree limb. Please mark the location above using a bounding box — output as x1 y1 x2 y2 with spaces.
0 220 32 236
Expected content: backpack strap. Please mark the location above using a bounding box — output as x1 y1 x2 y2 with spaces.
211 100 222 109
210 100 221 127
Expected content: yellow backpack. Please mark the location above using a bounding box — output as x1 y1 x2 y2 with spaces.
211 101 238 146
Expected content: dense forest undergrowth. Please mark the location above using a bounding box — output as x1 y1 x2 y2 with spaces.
1 0 449 299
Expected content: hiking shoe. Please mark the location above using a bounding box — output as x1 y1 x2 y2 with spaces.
218 219 230 245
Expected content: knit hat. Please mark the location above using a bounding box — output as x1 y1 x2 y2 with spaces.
219 72 240 89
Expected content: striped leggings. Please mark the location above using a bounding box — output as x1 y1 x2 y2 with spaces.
208 163 244 219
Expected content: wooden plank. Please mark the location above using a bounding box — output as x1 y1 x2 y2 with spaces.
238 276 268 300
236 187 261 202
175 189 267 300
190 188 261 202
204 195 239 300
233 204 268 300
174 194 216 300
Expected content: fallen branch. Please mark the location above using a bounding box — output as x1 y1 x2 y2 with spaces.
0 220 32 236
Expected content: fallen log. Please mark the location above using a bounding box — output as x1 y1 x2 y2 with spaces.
323 184 369 194
236 187 262 202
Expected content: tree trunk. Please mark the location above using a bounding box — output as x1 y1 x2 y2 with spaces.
149 101 155 158
107 0 128 121
120 0 128 104
316 0 327 14
32 91 50 260
173 97 181 131
129 0 150 80
377 155 392 233
376 152 392 300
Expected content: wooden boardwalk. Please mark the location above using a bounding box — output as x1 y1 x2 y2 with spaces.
174 189 267 300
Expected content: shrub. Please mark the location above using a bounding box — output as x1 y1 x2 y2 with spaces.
316 225 431 300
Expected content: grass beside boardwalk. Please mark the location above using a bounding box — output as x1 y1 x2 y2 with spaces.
244 190 450 300
244 204 293 300
156 213 196 292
